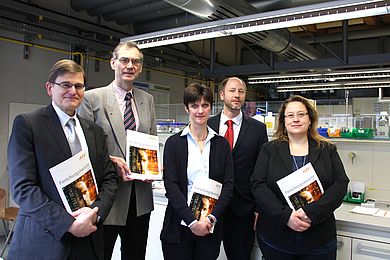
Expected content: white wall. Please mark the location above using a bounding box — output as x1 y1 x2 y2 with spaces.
335 140 390 201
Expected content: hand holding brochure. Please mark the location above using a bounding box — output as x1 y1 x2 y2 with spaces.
126 130 162 180
181 176 222 233
277 162 323 210
50 151 98 213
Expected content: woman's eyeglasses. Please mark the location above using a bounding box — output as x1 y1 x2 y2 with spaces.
284 112 308 119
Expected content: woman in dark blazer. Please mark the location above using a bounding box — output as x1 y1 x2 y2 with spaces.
161 83 234 260
251 95 349 260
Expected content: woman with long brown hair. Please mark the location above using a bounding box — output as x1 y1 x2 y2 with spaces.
251 95 349 260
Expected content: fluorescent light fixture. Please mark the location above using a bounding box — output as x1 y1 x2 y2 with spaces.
122 0 390 49
248 68 390 83
276 80 390 92
277 84 390 92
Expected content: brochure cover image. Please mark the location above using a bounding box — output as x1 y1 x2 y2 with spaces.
181 176 222 233
287 180 323 210
50 151 98 213
62 170 98 212
277 162 324 210
126 130 162 180
189 193 217 221
129 147 159 175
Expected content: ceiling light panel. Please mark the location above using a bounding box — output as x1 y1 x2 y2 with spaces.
122 0 390 49
248 68 390 83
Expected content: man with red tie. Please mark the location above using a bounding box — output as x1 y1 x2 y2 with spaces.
208 77 268 260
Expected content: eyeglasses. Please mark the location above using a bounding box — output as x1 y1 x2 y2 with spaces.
284 112 308 119
117 57 143 66
52 82 85 90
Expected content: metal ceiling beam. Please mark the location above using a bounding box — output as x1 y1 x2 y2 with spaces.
87 0 156 16
182 43 209 71
0 16 116 51
0 0 127 39
103 1 172 21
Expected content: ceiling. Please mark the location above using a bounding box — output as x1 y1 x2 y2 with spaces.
2 0 390 100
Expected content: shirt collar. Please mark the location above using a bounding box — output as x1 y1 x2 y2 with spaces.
221 110 243 126
181 125 218 142
51 101 78 128
112 81 134 101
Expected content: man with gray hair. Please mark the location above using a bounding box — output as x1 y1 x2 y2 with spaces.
79 41 156 260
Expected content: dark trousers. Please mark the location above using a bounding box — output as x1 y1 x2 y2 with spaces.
104 185 151 260
223 208 255 260
162 228 221 260
259 239 337 260
69 236 98 260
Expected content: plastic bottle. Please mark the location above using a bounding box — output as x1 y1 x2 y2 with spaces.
265 112 275 135
252 108 264 123
377 111 389 137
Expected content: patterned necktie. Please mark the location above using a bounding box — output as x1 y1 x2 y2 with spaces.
124 92 136 131
224 120 234 150
66 118 82 155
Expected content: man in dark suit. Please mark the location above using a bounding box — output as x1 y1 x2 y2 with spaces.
208 77 268 260
78 41 156 260
7 59 118 259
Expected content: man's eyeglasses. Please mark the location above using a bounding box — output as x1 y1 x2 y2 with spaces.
52 82 85 90
285 112 308 119
117 57 143 66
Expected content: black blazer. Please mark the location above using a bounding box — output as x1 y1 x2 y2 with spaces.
208 113 268 216
7 104 118 260
251 139 349 249
160 132 234 243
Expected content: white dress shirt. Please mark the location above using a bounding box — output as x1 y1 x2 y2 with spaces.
218 111 243 148
180 125 218 227
52 101 89 154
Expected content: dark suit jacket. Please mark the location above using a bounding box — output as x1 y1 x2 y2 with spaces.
160 132 234 243
251 139 349 249
208 113 268 216
79 82 156 224
7 104 118 260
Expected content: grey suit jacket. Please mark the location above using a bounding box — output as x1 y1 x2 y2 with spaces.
7 104 118 260
79 82 157 225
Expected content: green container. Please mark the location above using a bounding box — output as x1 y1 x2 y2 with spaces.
340 128 356 138
354 128 373 139
342 192 349 202
347 191 365 204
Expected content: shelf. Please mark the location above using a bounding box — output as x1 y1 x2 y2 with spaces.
328 138 390 144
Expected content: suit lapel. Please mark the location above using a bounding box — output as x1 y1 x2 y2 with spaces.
106 84 126 157
234 116 249 151
276 141 294 172
79 117 96 161
133 87 146 132
179 135 189 198
208 113 221 133
208 137 217 180
42 105 71 158
307 138 321 165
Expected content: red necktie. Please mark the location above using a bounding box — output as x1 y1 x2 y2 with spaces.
224 120 234 150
